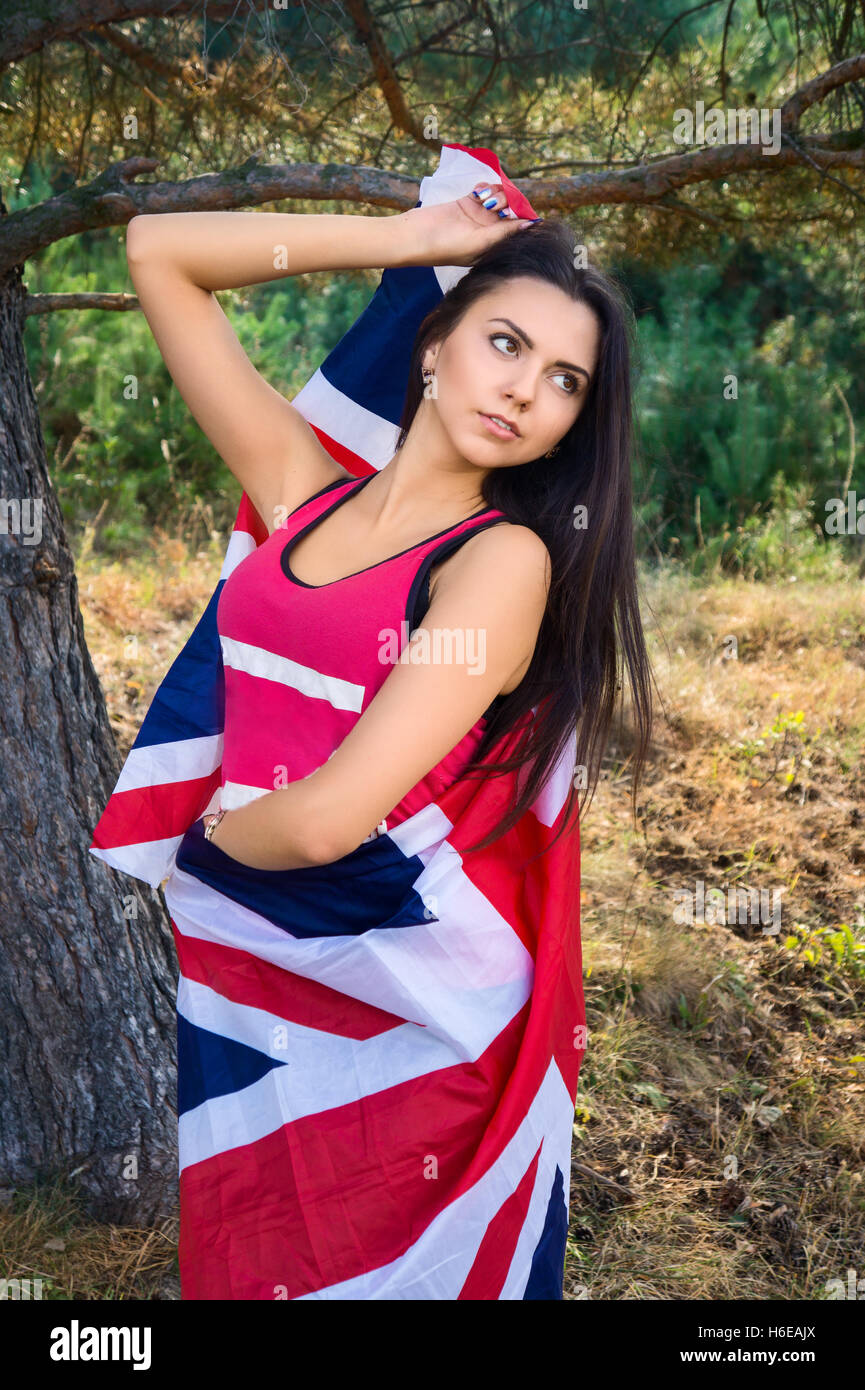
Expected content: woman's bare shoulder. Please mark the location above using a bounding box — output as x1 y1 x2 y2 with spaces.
431 520 551 602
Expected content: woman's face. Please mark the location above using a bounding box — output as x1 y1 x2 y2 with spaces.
424 276 600 468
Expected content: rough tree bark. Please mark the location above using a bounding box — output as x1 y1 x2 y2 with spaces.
0 251 179 1226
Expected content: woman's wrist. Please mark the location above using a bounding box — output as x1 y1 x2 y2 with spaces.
199 790 322 871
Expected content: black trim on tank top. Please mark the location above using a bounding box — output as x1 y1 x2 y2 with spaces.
282 472 357 525
405 518 513 725
280 472 498 589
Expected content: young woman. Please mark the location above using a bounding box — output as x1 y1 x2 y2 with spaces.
125 181 653 1299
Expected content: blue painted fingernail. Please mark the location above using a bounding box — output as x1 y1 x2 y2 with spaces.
529 217 542 223
483 197 497 209
471 190 480 199
497 209 508 218
477 187 491 199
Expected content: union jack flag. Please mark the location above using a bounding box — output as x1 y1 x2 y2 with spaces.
89 143 586 1299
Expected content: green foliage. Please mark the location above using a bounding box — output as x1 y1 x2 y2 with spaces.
733 698 819 789
778 921 865 983
700 474 847 582
630 1081 670 1109
632 250 863 578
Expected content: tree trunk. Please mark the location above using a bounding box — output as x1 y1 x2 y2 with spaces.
0 257 179 1226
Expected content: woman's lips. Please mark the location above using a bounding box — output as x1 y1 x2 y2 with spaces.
479 412 519 440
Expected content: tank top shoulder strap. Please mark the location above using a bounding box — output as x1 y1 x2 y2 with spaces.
405 510 512 725
406 511 510 634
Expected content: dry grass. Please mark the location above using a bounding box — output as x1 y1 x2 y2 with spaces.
0 1181 179 1301
568 566 865 1300
2 532 863 1301
75 506 228 760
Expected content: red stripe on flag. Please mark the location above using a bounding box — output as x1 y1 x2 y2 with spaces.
90 771 220 850
308 423 376 477
234 492 269 545
173 927 407 1041
457 1142 542 1299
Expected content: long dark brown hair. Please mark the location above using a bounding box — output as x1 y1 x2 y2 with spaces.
395 217 653 860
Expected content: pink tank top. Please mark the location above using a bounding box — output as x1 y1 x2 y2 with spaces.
215 473 511 838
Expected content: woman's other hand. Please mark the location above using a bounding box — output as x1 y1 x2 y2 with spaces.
402 183 538 267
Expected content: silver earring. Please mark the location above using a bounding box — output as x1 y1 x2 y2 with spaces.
421 366 434 385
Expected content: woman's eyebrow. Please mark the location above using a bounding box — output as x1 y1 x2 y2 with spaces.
487 317 592 384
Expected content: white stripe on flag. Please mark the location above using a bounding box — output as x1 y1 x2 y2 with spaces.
292 369 397 470
219 527 258 581
164 832 532 1044
220 634 366 712
385 802 453 860
218 780 273 810
90 835 184 892
531 727 578 827
499 1109 574 1299
418 146 507 295
112 733 224 794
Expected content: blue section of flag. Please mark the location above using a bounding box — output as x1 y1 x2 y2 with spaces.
319 265 442 426
132 583 226 749
177 1010 288 1117
522 1164 568 1300
175 817 440 938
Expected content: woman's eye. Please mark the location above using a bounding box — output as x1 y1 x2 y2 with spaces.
490 334 580 394
554 372 580 395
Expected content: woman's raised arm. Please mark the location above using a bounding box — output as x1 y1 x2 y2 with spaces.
126 208 419 288
124 209 415 526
